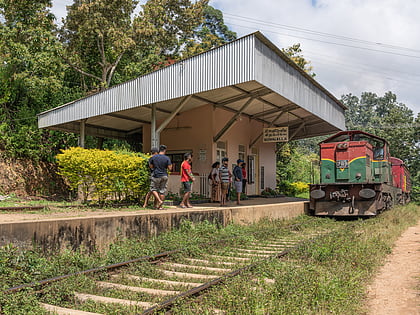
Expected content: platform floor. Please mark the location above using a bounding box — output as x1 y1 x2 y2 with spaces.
0 197 309 252
0 196 307 224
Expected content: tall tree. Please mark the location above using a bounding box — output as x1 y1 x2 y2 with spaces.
182 5 237 57
342 91 420 187
60 0 208 91
0 0 79 159
282 44 315 77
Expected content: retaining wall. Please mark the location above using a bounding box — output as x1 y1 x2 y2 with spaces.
0 201 308 252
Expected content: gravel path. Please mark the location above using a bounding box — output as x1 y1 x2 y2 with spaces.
366 220 420 314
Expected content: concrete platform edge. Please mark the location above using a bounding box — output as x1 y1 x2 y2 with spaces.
0 201 308 252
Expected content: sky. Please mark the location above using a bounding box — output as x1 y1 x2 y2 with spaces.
51 0 420 115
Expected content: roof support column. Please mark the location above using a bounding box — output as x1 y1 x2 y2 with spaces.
78 119 87 148
249 111 286 149
213 97 254 143
151 103 159 148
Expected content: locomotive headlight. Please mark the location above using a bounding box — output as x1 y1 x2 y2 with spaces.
359 188 376 199
355 173 362 179
337 143 348 149
311 189 326 199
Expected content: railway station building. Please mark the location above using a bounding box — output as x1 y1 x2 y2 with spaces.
38 32 346 196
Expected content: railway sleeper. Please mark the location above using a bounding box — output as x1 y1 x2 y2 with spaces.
74 292 156 308
158 269 219 280
96 281 180 295
160 262 232 273
41 303 103 315
184 258 236 266
111 274 202 288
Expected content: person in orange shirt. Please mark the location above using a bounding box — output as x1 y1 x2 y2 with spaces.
179 152 195 208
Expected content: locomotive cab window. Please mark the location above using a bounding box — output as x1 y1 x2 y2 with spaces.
373 142 385 160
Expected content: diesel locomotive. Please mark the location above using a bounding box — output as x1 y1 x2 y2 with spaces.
309 130 411 216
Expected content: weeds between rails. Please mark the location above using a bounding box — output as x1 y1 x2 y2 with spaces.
2 222 317 314
1 206 419 314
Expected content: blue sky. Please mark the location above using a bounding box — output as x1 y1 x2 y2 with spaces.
52 0 420 116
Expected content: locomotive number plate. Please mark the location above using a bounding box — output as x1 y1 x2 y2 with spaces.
336 160 348 168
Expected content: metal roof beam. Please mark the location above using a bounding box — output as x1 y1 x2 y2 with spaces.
143 104 173 115
213 97 255 143
214 88 271 107
156 95 192 134
105 113 150 125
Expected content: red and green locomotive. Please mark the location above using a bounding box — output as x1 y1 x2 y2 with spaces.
309 130 411 216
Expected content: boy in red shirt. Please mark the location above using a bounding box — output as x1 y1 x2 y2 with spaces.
180 152 195 208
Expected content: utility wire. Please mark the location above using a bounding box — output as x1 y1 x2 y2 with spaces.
227 22 420 60
224 13 420 54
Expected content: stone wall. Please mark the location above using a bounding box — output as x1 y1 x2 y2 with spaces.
0 156 68 199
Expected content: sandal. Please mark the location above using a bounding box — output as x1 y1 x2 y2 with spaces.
179 205 186 209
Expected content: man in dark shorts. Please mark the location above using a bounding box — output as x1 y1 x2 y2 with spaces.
149 144 172 209
233 159 244 205
142 147 159 208
179 152 195 208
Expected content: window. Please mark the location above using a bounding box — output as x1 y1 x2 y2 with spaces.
166 153 184 172
260 166 265 189
216 141 227 163
238 144 245 161
248 155 255 184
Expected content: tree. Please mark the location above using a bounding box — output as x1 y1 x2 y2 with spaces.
282 44 315 77
0 0 79 159
60 0 208 91
182 5 237 57
342 91 420 190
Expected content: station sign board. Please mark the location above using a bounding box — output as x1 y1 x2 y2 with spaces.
263 127 288 143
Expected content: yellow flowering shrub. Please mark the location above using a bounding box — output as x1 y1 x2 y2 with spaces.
290 181 310 194
56 147 149 203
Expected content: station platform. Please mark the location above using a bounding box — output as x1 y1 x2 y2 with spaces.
0 197 309 252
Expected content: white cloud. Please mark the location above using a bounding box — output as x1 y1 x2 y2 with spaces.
51 0 420 114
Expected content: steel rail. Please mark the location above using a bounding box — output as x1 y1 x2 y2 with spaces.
4 223 303 295
4 249 181 293
140 248 292 315
4 237 236 294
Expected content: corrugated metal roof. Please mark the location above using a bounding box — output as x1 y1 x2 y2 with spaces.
38 31 346 137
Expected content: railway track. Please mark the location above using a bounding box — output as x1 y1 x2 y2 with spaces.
5 229 326 314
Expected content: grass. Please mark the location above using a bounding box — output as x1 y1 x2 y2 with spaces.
0 203 418 314
171 203 420 314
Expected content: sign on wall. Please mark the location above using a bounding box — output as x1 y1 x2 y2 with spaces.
199 149 206 161
263 127 288 143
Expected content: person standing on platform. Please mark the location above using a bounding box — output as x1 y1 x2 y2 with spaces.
219 157 231 206
233 159 244 205
149 144 172 209
210 161 221 203
241 162 247 195
179 152 195 208
143 147 159 208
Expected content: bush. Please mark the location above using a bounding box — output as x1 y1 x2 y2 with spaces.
56 147 150 203
278 180 309 196
412 186 420 202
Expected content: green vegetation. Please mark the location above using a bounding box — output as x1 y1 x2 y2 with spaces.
0 1 235 162
56 147 150 203
172 204 420 314
0 204 418 314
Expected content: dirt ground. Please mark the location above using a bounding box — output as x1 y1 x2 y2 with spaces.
366 219 420 314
